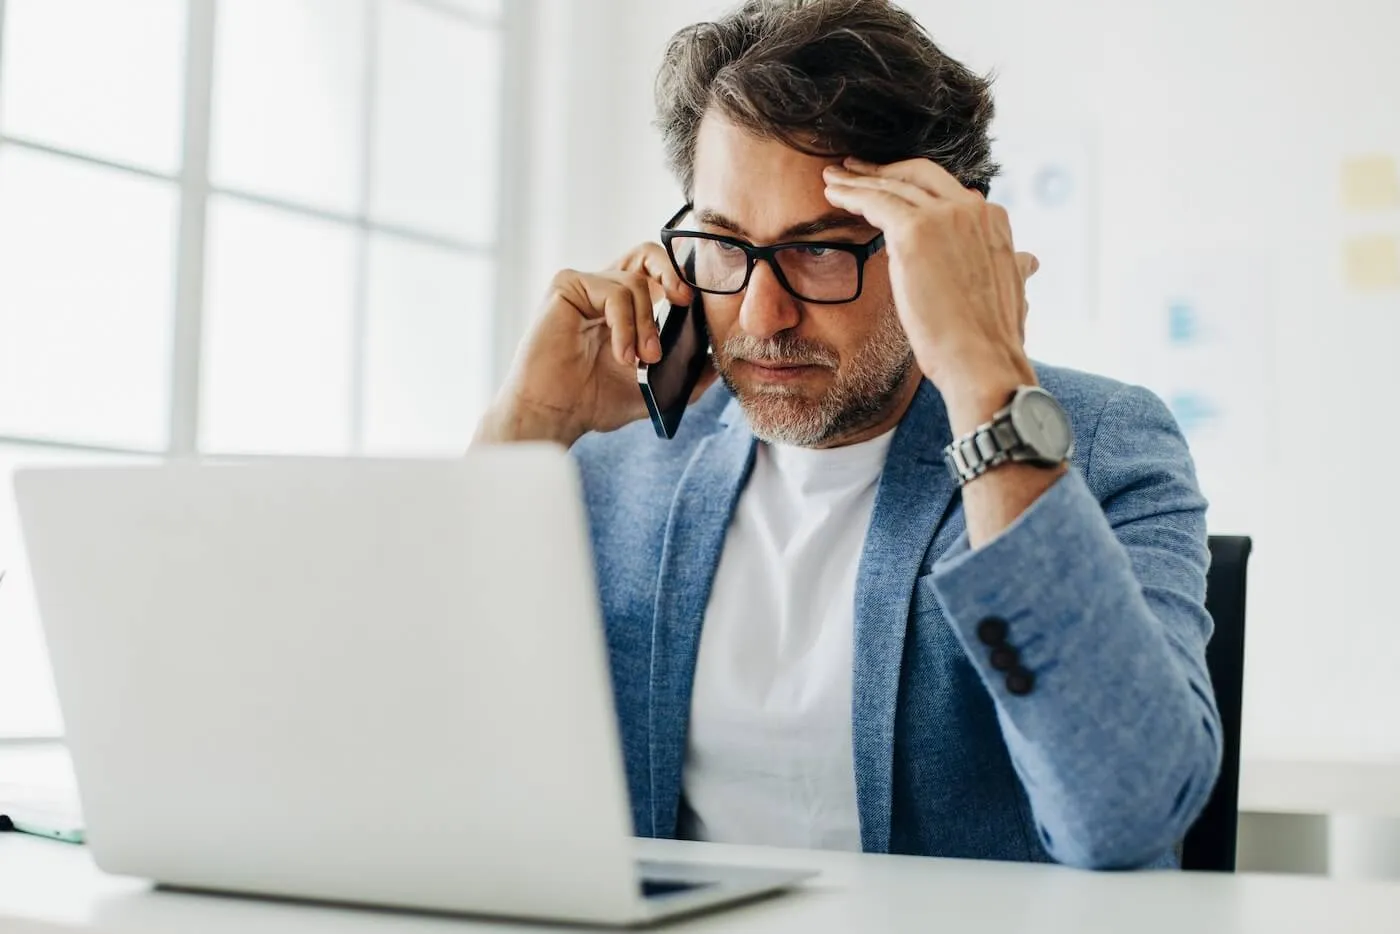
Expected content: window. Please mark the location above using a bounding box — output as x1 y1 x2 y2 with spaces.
0 0 511 737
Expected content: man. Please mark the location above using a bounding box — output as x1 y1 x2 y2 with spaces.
476 0 1220 870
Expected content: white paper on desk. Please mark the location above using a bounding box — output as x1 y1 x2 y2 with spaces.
0 782 83 829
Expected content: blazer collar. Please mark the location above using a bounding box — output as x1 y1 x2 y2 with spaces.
646 404 755 837
852 379 959 852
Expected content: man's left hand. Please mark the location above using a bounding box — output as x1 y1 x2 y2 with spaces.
823 157 1037 427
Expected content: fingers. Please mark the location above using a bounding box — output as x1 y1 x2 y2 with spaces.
1013 253 1036 344
620 273 663 364
570 271 661 367
823 164 935 208
589 278 639 368
986 200 1016 252
842 156 978 201
1015 251 1041 282
823 175 921 234
557 244 693 368
605 271 662 366
614 241 694 306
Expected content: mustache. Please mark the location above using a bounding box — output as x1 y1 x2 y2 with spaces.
720 333 840 369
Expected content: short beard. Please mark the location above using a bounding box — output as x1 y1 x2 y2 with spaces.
713 303 915 447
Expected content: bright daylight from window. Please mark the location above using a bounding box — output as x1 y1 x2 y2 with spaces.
0 0 506 737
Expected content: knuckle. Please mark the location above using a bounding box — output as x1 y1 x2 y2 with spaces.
602 292 628 319
952 204 983 232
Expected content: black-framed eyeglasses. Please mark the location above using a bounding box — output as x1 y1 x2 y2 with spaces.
659 204 885 305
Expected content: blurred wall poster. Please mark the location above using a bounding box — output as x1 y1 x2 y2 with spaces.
1124 252 1277 531
990 129 1097 369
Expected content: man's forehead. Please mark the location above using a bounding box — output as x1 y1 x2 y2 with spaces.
689 109 862 240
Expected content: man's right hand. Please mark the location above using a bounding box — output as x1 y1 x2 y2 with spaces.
474 243 705 447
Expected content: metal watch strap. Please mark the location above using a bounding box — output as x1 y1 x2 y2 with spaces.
943 409 1023 487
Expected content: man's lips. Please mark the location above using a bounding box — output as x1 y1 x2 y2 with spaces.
742 359 826 370
737 359 831 382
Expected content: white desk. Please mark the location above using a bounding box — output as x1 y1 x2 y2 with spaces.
5 832 1400 934
7 746 1400 925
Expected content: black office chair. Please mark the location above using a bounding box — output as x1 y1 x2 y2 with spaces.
1180 535 1253 872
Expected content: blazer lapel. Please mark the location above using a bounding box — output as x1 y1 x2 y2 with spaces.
853 379 959 852
647 400 756 837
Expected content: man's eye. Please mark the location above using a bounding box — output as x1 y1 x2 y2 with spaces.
715 240 745 254
795 245 834 257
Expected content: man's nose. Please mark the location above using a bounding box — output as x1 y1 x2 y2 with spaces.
737 260 801 340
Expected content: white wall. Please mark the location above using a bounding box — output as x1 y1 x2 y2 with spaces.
511 0 1400 763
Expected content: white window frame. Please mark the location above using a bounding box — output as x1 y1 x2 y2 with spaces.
0 0 530 740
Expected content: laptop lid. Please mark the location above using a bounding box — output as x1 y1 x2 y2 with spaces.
15 447 644 923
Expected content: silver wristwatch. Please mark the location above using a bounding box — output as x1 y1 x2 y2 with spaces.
943 385 1075 487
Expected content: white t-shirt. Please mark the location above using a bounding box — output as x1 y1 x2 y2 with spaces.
679 428 895 851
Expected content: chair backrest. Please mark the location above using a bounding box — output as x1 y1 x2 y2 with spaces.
1181 535 1253 871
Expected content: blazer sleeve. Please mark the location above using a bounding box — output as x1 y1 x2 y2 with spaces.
927 383 1222 869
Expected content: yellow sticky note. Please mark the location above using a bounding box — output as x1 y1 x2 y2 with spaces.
1340 154 1400 211
1344 235 1400 291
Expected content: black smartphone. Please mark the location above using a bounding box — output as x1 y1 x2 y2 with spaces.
637 286 709 440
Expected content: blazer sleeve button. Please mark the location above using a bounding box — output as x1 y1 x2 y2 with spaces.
1005 667 1036 696
989 645 1019 672
976 616 1009 646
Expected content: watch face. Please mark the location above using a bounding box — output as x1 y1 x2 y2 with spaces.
1010 388 1074 461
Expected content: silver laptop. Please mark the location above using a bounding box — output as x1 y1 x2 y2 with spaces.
15 447 813 926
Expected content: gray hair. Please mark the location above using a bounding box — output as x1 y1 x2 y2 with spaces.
655 0 1000 199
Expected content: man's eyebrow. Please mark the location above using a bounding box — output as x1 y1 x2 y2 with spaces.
694 208 873 241
780 213 873 239
694 209 752 237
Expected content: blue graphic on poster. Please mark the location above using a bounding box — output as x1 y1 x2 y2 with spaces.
989 130 1096 371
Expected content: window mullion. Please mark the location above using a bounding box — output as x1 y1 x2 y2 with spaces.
168 0 218 457
490 0 529 392
350 0 382 456
0 0 10 130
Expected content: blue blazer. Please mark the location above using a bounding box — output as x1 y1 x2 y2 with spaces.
571 364 1222 869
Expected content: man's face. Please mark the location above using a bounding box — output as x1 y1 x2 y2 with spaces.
688 111 915 448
